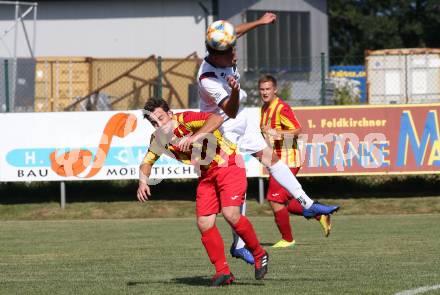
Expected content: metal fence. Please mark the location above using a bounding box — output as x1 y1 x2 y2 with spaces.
237 54 369 107
1 53 201 112
1 50 440 113
239 54 333 106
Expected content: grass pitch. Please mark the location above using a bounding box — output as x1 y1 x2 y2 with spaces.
1 214 440 294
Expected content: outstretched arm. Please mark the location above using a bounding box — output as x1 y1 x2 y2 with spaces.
235 12 276 38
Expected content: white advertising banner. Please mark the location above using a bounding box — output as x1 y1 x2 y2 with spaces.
0 109 262 182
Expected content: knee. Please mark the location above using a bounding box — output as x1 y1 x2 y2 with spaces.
197 217 214 232
222 207 241 225
270 201 285 213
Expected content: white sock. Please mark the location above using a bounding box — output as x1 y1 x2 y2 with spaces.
234 235 246 249
267 161 314 209
233 195 246 249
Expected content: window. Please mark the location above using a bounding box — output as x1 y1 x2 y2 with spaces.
245 10 311 72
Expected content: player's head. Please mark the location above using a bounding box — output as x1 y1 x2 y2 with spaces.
143 98 174 132
206 44 237 67
258 75 278 104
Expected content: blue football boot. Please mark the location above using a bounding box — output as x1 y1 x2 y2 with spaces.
303 202 340 218
230 244 255 265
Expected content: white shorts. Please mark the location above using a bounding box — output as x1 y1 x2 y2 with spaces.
220 108 268 154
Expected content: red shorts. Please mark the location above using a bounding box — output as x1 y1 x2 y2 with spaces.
266 167 300 204
196 163 247 217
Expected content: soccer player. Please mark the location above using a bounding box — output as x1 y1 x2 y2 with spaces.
259 75 332 248
198 15 340 261
137 98 269 286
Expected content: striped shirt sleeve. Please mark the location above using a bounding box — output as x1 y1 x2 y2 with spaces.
142 135 162 165
279 106 301 130
180 111 210 131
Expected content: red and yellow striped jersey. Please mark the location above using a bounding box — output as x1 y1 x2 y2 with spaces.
260 97 301 168
143 111 237 171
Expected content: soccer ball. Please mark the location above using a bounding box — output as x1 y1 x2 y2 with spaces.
206 20 237 51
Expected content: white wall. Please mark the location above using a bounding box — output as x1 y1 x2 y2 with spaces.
0 0 328 59
0 0 211 58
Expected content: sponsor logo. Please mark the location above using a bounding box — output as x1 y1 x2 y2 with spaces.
50 112 137 178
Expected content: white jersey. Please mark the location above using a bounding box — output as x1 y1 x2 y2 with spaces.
197 57 267 154
197 58 247 119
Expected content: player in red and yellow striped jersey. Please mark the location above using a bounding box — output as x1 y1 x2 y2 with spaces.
259 75 332 248
142 109 237 173
137 98 268 286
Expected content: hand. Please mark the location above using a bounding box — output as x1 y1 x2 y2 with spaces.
262 125 282 140
259 12 277 25
261 125 271 133
178 135 196 152
226 75 240 92
137 182 151 202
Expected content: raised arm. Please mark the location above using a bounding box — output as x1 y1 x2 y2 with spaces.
218 76 240 118
235 12 276 38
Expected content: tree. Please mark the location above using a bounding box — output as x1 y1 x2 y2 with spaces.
329 0 440 64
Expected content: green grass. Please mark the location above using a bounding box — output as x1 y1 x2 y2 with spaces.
1 214 439 294
1 197 440 220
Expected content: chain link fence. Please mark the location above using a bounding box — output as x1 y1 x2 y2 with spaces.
0 58 36 112
239 54 367 107
1 50 440 113
1 53 201 112
239 54 326 106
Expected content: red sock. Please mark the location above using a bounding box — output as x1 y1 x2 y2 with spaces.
201 226 230 275
274 207 294 242
287 199 304 215
231 216 265 259
287 199 321 220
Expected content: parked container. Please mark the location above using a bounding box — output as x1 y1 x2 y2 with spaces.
366 48 440 104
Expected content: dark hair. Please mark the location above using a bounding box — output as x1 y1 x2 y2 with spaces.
258 75 277 87
206 42 234 56
143 98 170 121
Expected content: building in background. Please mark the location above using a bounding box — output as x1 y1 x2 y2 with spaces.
0 0 328 59
0 0 329 111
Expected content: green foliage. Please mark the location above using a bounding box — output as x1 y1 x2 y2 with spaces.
329 0 440 64
333 85 360 105
2 174 440 204
1 197 440 220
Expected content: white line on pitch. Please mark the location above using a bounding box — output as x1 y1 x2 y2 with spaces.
395 284 440 295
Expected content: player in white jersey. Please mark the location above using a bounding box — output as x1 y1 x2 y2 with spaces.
198 14 340 264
